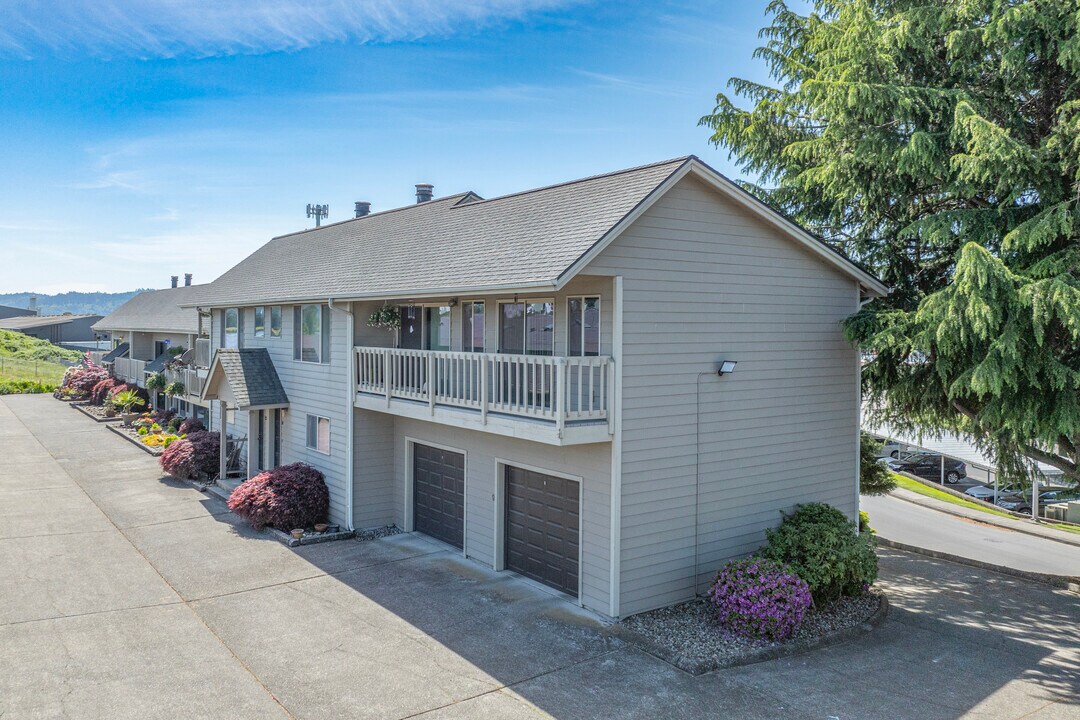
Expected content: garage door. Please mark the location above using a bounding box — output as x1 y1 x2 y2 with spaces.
505 466 580 597
413 444 465 549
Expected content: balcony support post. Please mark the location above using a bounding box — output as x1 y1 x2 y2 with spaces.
480 356 488 425
428 353 436 415
555 357 566 439
384 352 392 408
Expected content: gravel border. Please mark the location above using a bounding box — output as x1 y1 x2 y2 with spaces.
613 591 888 675
71 402 121 423
106 423 164 456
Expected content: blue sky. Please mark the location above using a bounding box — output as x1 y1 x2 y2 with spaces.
0 1 781 293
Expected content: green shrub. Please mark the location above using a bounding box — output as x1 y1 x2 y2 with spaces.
860 433 897 496
762 503 877 605
859 511 874 534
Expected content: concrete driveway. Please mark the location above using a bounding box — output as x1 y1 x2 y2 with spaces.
2 394 1079 719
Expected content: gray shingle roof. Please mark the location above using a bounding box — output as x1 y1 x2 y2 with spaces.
93 285 206 334
145 352 170 373
101 342 129 363
209 348 288 409
191 158 691 307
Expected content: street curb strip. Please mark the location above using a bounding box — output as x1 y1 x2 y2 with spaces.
609 593 890 676
877 537 1080 593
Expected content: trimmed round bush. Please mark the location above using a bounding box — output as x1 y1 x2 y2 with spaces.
228 462 329 530
761 503 877 605
708 557 812 641
177 417 205 435
159 429 219 480
159 436 197 479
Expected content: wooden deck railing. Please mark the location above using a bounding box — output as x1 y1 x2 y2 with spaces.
355 347 612 427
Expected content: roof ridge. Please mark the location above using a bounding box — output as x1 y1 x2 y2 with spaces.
270 192 475 242
450 156 694 208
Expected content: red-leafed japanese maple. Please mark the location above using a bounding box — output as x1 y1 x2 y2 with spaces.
90 377 118 405
177 417 205 435
159 430 220 479
227 462 329 530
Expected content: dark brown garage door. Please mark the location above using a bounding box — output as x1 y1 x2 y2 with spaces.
413 444 464 549
505 466 580 597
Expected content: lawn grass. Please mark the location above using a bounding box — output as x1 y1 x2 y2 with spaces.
892 473 1080 535
0 329 80 394
891 473 1014 518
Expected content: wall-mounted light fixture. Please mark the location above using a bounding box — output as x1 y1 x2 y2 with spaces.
448 298 459 307
717 360 737 376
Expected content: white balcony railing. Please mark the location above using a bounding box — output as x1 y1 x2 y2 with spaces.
113 357 146 384
164 366 207 400
194 338 212 368
356 347 612 430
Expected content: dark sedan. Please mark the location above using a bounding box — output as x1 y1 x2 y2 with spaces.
888 453 967 483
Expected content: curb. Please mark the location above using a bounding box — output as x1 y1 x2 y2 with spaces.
877 537 1080 593
611 593 890 676
889 489 1080 550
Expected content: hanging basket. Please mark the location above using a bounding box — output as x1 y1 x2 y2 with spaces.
367 305 401 331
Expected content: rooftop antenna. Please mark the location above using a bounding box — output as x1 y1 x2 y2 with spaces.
306 203 329 228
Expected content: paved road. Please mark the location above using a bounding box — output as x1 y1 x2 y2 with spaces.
863 494 1080 576
3 394 1080 719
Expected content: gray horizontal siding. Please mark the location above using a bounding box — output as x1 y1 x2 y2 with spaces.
586 174 860 616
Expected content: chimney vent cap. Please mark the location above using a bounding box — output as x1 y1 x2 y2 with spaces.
415 183 434 203
354 201 371 218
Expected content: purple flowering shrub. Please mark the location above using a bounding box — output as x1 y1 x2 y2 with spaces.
707 557 812 642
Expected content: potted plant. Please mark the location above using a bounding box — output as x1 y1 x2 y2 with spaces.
165 380 185 397
146 372 167 391
113 389 143 426
367 305 400 332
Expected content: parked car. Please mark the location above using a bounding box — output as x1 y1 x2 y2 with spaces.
965 485 997 500
1039 489 1080 503
871 437 905 459
888 453 967 483
995 495 1032 514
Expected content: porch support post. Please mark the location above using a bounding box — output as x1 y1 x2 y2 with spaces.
384 352 392 407
555 357 566 439
428 352 436 414
218 400 227 482
480 355 488 425
246 410 258 479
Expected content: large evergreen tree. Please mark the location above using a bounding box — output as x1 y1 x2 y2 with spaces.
702 0 1080 482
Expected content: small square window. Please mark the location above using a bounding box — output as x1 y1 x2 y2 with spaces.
306 414 330 454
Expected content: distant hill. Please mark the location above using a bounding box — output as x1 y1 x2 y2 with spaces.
0 290 153 316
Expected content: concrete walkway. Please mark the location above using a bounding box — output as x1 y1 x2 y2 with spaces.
3 394 1080 719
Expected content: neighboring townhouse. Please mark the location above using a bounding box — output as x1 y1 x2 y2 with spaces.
189 156 887 619
91 279 212 424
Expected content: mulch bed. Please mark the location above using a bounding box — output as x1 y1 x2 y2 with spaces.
71 403 121 422
106 424 165 456
616 591 886 675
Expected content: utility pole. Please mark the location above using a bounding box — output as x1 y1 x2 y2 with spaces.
306 204 329 228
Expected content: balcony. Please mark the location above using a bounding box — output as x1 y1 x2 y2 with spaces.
354 347 614 445
164 366 209 404
113 357 146 385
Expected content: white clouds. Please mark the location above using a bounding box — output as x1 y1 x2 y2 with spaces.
0 0 580 59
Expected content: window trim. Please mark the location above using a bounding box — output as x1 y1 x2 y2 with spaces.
294 303 330 364
269 306 282 339
223 308 240 349
497 298 555 356
461 300 485 353
305 414 331 455
566 295 601 357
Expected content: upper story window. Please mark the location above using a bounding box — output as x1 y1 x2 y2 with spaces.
223 308 240 349
294 304 330 363
254 307 265 337
499 300 553 356
462 301 485 352
270 306 282 338
398 305 451 351
568 296 600 356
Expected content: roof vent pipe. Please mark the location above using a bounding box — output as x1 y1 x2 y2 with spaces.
184 273 192 286
415 183 433 203
354 201 371 218
28 296 38 315
171 276 179 288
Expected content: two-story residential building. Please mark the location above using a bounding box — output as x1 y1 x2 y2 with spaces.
92 279 212 423
188 156 887 619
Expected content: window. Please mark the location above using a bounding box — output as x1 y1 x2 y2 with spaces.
306 414 330 454
397 305 451 350
568 296 600 356
462 301 485 352
254 307 265 337
293 304 330 363
223 308 239 349
270 306 282 338
499 300 553 355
